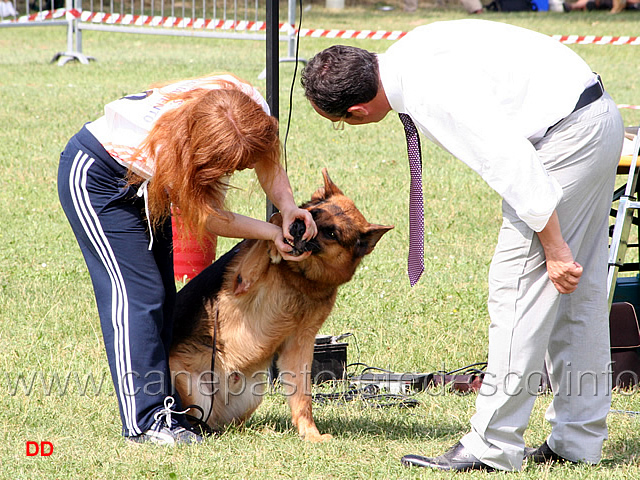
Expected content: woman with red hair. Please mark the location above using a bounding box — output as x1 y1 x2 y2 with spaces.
58 73 316 445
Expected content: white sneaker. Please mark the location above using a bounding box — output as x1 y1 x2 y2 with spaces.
127 396 203 446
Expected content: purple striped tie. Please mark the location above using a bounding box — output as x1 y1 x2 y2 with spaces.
399 113 424 287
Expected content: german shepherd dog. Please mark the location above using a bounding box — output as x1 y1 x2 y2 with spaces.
169 169 393 442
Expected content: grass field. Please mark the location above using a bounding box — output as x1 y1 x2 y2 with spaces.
2 3 640 478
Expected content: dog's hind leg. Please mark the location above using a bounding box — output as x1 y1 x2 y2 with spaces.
277 332 333 443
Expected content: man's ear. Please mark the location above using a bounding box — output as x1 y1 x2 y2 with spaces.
347 104 369 118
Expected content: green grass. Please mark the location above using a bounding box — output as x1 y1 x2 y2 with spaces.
2 3 640 478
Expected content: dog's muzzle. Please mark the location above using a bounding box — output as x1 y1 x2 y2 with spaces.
285 219 316 256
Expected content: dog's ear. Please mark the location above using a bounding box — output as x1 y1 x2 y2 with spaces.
311 168 344 202
355 224 394 257
321 168 344 197
269 211 283 226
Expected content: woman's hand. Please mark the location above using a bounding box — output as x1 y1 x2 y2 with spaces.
280 206 317 243
271 207 316 262
254 162 317 251
272 229 313 262
207 211 312 262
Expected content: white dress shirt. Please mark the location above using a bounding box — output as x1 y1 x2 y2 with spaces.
379 19 597 232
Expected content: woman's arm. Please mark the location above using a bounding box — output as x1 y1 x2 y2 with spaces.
254 162 318 242
206 211 311 261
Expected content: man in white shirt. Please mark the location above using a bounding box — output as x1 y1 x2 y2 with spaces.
301 19 624 471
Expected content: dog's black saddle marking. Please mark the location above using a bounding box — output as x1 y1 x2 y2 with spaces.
171 241 244 344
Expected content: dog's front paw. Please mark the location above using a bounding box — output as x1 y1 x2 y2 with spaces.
267 243 282 264
301 431 333 443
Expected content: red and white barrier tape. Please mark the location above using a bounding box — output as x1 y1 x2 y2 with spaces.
6 10 640 108
551 34 640 45
7 9 640 45
80 11 270 30
6 7 78 22
297 27 407 40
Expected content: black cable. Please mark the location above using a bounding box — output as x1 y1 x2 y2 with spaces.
345 362 488 380
360 365 395 375
346 362 375 373
433 362 488 377
184 405 217 436
313 385 420 409
282 0 303 172
205 306 218 424
311 360 488 408
610 409 640 416
184 306 219 437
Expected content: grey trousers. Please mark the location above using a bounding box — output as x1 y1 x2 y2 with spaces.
461 92 624 471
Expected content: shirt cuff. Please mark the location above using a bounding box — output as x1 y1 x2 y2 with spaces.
519 177 564 232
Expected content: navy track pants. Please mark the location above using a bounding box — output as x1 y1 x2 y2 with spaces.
57 126 177 436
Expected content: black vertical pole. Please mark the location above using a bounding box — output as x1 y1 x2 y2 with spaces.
265 0 279 219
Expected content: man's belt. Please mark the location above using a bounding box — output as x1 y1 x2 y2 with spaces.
572 75 604 114
546 76 604 135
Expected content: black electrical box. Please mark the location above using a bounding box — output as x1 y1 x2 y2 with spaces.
269 334 348 384
311 335 348 383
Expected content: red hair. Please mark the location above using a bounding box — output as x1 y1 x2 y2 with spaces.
134 81 280 243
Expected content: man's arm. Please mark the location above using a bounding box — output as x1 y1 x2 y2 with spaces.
536 211 583 294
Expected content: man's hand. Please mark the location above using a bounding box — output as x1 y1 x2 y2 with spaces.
545 243 583 294
537 211 582 294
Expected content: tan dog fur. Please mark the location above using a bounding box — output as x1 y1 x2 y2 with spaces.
169 169 393 442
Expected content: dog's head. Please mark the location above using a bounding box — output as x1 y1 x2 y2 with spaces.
270 169 394 286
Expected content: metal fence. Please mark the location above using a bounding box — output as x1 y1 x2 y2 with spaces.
0 1 67 25
1 0 298 66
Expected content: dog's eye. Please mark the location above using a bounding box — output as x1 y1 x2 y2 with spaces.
322 228 337 240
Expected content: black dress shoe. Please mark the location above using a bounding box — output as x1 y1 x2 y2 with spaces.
524 441 576 464
401 442 495 471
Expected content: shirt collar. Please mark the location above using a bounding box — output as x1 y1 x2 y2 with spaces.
378 53 406 114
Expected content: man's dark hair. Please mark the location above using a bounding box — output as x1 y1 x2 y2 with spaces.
301 45 379 118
